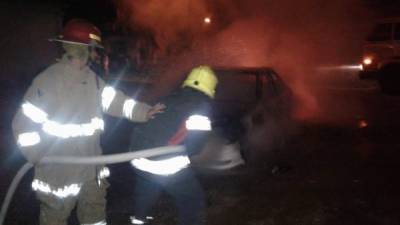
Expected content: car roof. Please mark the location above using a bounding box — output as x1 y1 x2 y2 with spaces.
376 17 400 23
213 67 276 75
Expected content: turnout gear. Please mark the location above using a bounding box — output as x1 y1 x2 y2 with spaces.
37 179 108 225
129 66 217 225
129 88 213 160
130 88 212 175
12 51 152 225
182 65 218 98
132 169 205 225
51 19 103 47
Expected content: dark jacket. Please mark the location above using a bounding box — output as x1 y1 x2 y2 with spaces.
129 87 212 157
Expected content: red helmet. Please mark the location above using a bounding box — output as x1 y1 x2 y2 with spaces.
51 19 103 47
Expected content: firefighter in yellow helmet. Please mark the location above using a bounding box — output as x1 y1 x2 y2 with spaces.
181 65 218 98
128 66 218 225
11 19 164 225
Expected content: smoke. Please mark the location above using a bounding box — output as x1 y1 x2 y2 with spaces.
114 0 210 54
115 0 374 122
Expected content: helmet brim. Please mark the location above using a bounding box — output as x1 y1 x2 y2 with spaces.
49 38 104 49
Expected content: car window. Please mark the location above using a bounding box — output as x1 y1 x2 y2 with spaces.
209 69 290 124
211 71 260 120
395 23 400 41
367 23 392 42
215 72 257 103
261 72 279 97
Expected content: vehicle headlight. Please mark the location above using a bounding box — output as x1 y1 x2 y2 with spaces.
362 57 373 65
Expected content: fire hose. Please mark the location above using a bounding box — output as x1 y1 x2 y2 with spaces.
0 146 184 225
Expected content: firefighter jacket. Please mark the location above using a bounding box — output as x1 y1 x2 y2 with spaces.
129 87 212 176
12 56 152 199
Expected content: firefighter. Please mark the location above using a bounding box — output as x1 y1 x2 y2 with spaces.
11 19 164 225
128 66 218 225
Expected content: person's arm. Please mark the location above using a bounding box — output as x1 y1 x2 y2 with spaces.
12 73 55 163
98 78 164 122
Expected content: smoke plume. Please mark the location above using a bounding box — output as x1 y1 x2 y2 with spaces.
115 0 374 123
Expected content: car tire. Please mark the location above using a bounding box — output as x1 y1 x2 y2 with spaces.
379 64 400 95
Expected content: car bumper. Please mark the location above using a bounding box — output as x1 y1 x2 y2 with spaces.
359 70 378 79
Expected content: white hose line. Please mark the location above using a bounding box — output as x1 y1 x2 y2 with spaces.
0 146 184 225
41 146 184 165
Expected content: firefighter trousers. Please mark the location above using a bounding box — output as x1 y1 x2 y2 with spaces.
36 179 108 225
132 168 205 225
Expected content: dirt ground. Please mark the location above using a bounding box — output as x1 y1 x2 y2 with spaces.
105 123 400 225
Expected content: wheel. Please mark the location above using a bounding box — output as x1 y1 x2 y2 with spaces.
378 64 400 95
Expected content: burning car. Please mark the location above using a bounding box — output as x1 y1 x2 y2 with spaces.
103 67 296 171
190 67 296 170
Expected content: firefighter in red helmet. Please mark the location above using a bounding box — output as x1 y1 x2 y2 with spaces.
51 19 107 77
52 19 103 47
12 19 164 225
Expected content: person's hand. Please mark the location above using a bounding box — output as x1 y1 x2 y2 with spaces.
146 103 166 119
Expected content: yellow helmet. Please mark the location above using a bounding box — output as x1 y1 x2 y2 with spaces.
182 66 218 98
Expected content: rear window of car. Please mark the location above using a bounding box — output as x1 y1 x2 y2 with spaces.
215 72 258 103
212 71 262 119
367 23 392 42
214 70 275 102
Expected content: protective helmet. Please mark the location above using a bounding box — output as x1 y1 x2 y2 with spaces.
51 19 103 48
182 65 218 98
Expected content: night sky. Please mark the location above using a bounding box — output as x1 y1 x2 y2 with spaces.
5 0 399 27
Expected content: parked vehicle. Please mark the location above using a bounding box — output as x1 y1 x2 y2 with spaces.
359 17 400 93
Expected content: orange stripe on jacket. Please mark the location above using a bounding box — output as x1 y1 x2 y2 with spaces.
168 122 188 145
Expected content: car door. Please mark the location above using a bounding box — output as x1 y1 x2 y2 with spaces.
393 23 400 56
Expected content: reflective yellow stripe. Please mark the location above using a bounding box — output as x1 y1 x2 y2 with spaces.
20 101 104 139
32 179 81 198
131 155 190 175
123 99 137 120
42 117 104 138
98 167 110 179
22 102 48 123
185 115 212 131
82 220 106 225
130 217 145 225
17 132 41 147
101 86 116 111
89 33 101 42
